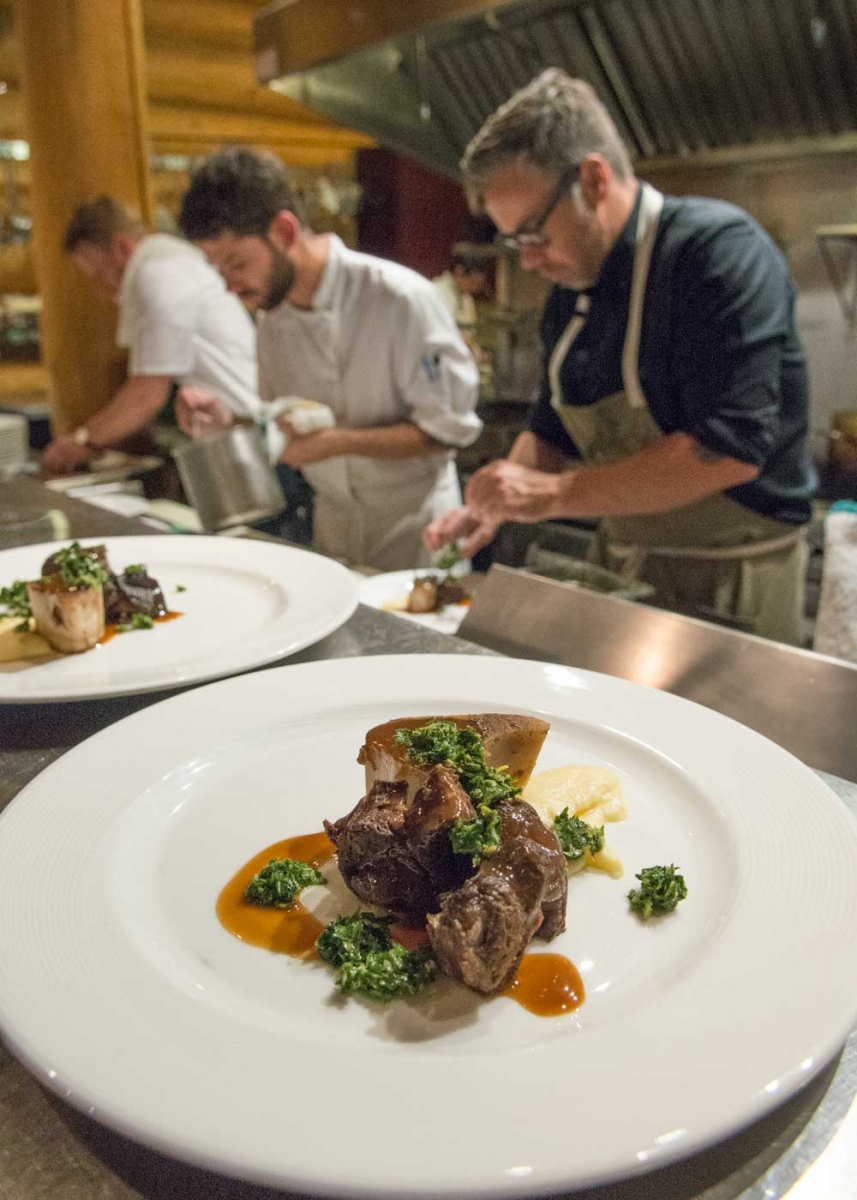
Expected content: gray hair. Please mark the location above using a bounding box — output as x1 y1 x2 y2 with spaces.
460 69 634 208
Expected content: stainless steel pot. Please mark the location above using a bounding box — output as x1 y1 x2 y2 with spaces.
173 425 286 532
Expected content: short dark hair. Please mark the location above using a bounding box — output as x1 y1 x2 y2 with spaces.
179 147 303 240
63 196 146 254
461 69 633 209
452 250 490 274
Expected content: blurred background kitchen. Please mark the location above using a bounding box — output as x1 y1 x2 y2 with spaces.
2 0 857 642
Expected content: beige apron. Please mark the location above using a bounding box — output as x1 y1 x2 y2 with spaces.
549 183 807 644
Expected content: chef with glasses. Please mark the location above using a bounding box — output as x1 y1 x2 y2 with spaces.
424 69 815 645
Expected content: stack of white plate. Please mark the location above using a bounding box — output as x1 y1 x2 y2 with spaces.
0 412 29 470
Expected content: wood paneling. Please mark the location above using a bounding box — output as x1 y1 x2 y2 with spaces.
1 0 375 163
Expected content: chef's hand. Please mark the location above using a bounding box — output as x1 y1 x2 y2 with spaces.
279 424 342 468
176 387 234 437
422 505 500 559
42 437 92 476
465 460 562 524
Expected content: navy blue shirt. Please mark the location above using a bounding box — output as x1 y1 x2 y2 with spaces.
530 188 816 525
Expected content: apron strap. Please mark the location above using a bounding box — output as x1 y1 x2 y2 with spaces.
622 184 664 410
608 526 804 565
549 293 590 414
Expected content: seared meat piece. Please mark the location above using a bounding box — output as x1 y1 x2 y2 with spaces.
359 714 550 803
27 578 105 653
324 781 436 915
495 800 568 940
103 568 168 625
427 841 548 994
405 766 476 891
406 576 439 613
332 715 565 993
435 578 469 606
42 546 167 624
426 798 567 994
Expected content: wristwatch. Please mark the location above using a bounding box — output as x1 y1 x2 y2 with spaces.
71 426 91 447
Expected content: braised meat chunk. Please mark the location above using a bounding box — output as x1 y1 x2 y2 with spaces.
329 714 567 997
103 567 168 625
324 780 437 916
405 765 476 891
427 842 547 994
325 768 477 915
427 798 567 993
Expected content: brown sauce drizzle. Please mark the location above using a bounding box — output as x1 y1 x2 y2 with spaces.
99 610 184 645
216 831 335 957
504 953 585 1017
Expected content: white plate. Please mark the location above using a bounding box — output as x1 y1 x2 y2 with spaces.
0 535 357 702
1 655 856 1198
358 568 471 634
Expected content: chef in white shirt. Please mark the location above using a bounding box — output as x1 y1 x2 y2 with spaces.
432 248 489 332
177 148 482 570
43 195 260 475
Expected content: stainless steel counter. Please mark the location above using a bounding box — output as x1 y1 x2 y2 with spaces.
1 477 856 1200
460 565 857 784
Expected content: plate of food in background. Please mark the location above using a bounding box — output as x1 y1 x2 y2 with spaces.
357 547 472 635
0 535 358 702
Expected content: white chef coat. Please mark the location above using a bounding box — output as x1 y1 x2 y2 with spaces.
257 235 482 569
117 234 261 421
432 270 477 329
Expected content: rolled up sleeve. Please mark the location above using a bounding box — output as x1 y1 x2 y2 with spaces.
393 287 482 448
672 222 793 467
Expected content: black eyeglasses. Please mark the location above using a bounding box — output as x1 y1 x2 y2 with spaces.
495 164 580 253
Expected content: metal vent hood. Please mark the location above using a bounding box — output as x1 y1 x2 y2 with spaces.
255 0 857 178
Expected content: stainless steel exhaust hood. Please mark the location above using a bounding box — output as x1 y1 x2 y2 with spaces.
255 0 857 177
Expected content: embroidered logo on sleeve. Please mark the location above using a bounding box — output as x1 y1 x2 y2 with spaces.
421 352 441 383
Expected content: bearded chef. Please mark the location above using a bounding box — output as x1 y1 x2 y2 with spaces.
177 148 482 571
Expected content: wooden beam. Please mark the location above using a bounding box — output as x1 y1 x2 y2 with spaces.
147 102 373 149
254 0 520 74
142 1 252 52
150 139 359 169
145 44 339 123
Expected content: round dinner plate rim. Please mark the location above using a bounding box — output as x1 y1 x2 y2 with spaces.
0 654 855 1196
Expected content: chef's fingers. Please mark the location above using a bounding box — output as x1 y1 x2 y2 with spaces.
459 516 499 558
422 506 475 552
463 460 504 509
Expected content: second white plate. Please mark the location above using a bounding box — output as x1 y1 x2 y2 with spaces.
0 535 358 702
358 568 471 634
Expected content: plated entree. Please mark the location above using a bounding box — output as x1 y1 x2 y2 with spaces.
0 541 177 656
218 713 684 1018
402 546 471 615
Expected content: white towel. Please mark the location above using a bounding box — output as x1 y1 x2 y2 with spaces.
263 397 336 464
814 507 857 664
